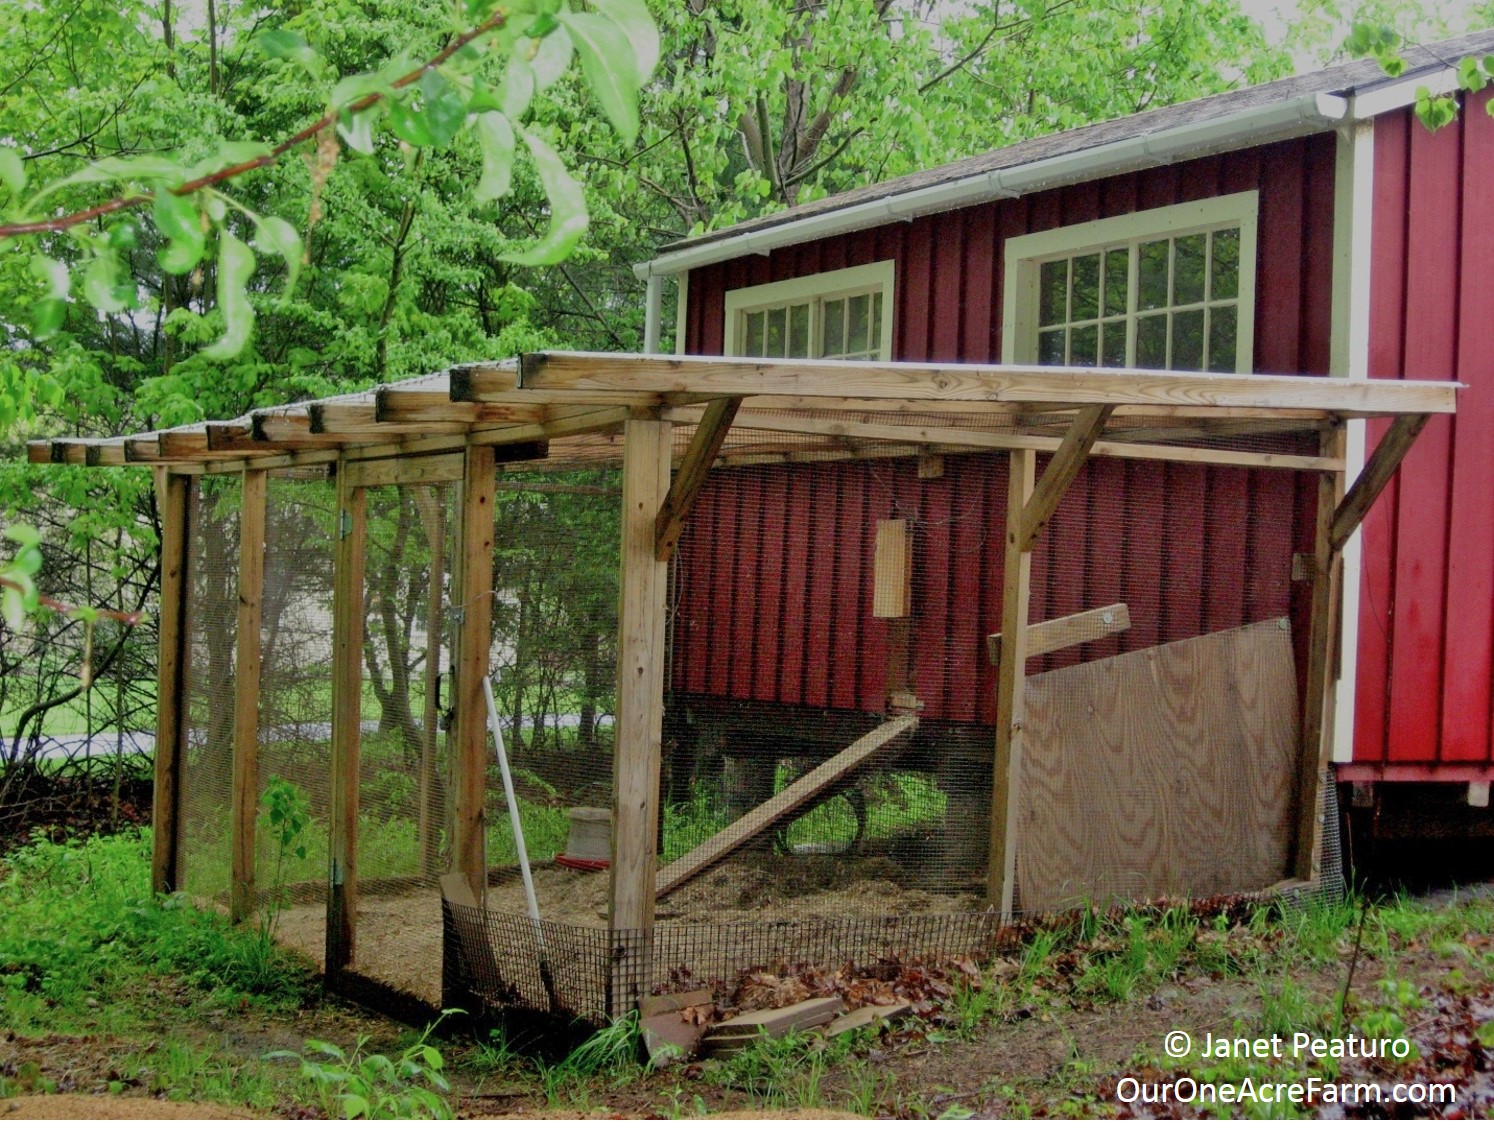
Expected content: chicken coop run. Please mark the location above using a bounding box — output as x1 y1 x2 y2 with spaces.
32 353 1455 1022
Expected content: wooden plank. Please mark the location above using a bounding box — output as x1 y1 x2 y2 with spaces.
655 714 918 899
520 351 1460 415
151 471 190 895
1019 407 1112 551
468 406 631 448
1018 621 1298 911
1294 425 1346 880
825 1002 913 1038
312 402 461 436
1328 413 1431 552
229 469 267 924
25 440 51 464
326 463 367 976
453 444 497 900
989 449 1034 914
872 519 913 619
986 602 1131 665
608 417 673 1013
665 407 1343 472
342 451 465 488
704 997 843 1040
655 396 740 561
417 487 445 878
448 362 519 400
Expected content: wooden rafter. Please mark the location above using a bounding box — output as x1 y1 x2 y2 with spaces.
1019 407 1112 550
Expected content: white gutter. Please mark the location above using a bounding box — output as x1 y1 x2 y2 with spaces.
632 91 1349 289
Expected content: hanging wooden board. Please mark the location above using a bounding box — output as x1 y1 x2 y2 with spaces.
1015 619 1297 912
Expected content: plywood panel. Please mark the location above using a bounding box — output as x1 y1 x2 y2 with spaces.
1016 620 1297 912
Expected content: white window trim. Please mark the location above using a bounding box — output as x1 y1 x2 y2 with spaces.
1000 192 1259 372
723 260 896 361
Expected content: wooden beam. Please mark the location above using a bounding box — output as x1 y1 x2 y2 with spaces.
655 397 739 561
453 444 497 900
520 351 1460 416
449 362 519 401
662 407 1343 472
151 471 191 895
326 461 367 976
229 469 267 924
608 417 672 1014
654 714 918 899
25 440 51 464
312 402 462 436
468 406 631 448
986 602 1130 665
990 449 1035 915
1328 413 1431 552
375 389 548 426
417 487 445 879
342 451 465 488
1294 424 1347 880
1019 406 1112 550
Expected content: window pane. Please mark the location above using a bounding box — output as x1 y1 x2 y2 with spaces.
1139 240 1169 311
789 303 810 358
1070 322 1099 366
1208 304 1238 372
1038 328 1066 365
1104 249 1128 317
1101 319 1127 367
1211 228 1240 301
1172 308 1205 371
822 298 845 356
1039 260 1067 326
870 292 883 353
847 292 871 353
1072 254 1100 321
1136 313 1168 368
1173 233 1206 306
745 310 765 356
765 306 786 356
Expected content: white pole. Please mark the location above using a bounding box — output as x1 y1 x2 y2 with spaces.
483 675 542 924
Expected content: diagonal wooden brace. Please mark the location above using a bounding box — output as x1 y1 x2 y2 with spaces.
654 396 740 561
1018 406 1113 551
1328 413 1429 553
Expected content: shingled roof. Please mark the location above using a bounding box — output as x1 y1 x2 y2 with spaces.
655 28 1494 262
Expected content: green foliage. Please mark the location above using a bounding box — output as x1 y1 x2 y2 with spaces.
274 1012 459 1120
0 523 42 629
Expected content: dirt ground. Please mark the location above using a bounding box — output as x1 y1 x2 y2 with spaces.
1 1095 252 1119
271 854 992 1007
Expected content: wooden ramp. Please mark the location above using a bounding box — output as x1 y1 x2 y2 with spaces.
1016 619 1297 912
656 714 918 899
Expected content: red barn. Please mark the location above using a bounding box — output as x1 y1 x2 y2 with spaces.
636 31 1494 855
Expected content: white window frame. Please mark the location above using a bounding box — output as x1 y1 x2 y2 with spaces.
723 260 896 361
1000 192 1259 373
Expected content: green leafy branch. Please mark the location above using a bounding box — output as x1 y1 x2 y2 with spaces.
1348 22 1494 131
0 523 143 637
0 0 658 358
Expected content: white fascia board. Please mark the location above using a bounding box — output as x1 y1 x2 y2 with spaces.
1348 67 1459 121
633 92 1348 281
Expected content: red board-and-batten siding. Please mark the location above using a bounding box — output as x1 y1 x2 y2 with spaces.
1356 93 1494 772
672 137 1335 727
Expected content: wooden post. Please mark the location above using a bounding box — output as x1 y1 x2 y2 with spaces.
417 486 446 878
453 444 497 900
608 416 672 1015
326 462 367 975
151 470 191 895
1293 422 1348 880
989 449 1035 915
229 469 268 924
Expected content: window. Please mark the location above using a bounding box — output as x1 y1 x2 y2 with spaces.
724 261 895 361
1002 193 1257 373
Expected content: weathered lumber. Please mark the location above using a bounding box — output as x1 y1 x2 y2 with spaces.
703 997 844 1050
990 450 1035 915
342 451 465 488
608 417 673 1013
655 714 919 899
1328 413 1431 552
453 445 497 900
986 603 1131 665
520 351 1460 415
150 470 190 895
229 469 267 924
326 463 367 975
654 396 740 561
825 1002 912 1038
